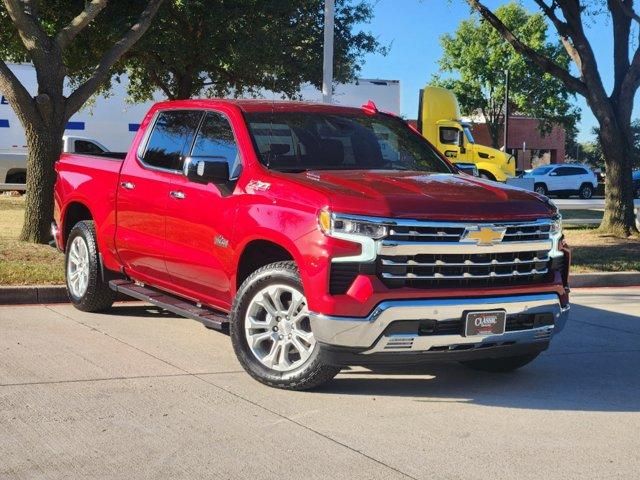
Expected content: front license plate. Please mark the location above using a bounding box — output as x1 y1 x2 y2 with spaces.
464 310 506 336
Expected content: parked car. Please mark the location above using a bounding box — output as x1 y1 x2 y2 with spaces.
633 170 640 198
53 99 570 390
523 164 598 199
0 135 110 184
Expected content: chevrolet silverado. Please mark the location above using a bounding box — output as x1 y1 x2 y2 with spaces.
53 99 571 390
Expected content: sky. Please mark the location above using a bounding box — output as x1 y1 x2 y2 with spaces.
355 0 639 143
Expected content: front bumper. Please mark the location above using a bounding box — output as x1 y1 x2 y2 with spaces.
309 293 570 366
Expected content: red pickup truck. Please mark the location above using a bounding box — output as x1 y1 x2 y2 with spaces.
53 99 571 390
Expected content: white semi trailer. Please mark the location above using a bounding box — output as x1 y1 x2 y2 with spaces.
1 63 400 152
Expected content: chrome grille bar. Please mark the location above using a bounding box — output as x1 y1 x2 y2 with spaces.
381 268 549 280
380 256 550 267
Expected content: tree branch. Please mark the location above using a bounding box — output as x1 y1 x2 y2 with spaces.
2 0 49 51
65 0 165 116
0 58 37 120
614 0 640 23
466 0 588 97
533 0 583 70
56 0 108 49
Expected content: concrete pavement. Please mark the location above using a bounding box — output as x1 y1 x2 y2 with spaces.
1 288 639 479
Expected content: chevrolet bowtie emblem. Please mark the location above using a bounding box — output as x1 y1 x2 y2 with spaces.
463 226 507 246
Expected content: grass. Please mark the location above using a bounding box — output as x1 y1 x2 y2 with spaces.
0 195 65 285
564 226 640 273
0 196 638 285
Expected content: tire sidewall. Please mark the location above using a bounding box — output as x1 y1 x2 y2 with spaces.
580 184 593 199
65 221 107 310
534 184 547 196
230 264 324 386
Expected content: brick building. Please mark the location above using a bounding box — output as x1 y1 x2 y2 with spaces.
471 116 566 171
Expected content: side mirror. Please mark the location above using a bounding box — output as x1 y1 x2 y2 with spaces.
458 130 466 154
183 156 230 185
549 171 558 176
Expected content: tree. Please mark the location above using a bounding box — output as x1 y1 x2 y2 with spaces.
579 121 640 170
432 3 579 149
0 0 164 243
107 0 385 102
465 0 640 236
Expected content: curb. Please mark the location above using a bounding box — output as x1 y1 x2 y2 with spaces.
1 274 639 305
570 272 640 288
0 285 68 305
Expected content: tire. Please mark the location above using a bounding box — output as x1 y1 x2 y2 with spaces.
479 171 495 181
534 183 548 196
230 261 341 390
65 220 116 312
460 353 540 373
6 171 26 184
579 183 594 199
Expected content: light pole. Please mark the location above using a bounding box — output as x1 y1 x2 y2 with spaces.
503 69 510 153
322 0 335 104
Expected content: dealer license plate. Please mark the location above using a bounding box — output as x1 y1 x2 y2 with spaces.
464 310 506 336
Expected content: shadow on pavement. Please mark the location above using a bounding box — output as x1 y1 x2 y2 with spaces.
321 304 640 413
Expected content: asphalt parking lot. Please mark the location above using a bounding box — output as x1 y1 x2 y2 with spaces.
1 288 639 480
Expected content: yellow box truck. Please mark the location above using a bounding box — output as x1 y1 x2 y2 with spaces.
417 86 515 181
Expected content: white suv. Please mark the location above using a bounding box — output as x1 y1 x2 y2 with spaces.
524 164 598 199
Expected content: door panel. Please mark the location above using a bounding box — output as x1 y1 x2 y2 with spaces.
115 109 202 285
164 111 241 309
115 159 173 283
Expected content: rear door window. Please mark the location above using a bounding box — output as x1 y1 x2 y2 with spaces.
142 110 203 171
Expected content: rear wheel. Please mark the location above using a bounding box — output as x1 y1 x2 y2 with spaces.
65 221 116 312
534 183 548 196
230 261 340 390
460 353 540 372
579 183 594 199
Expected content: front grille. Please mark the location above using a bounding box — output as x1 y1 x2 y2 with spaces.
387 221 551 243
378 219 555 289
379 250 551 288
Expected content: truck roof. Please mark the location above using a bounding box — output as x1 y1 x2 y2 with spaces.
152 98 365 115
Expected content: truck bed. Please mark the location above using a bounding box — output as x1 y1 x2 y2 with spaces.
54 153 126 260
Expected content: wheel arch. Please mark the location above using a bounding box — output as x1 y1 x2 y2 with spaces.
235 238 298 292
62 201 94 249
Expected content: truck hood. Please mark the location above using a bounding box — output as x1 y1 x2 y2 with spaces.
282 170 554 221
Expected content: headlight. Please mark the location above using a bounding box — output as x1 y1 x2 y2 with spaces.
550 215 562 235
318 210 388 239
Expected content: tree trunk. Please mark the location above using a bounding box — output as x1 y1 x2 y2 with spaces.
597 123 639 236
487 120 500 148
18 122 65 243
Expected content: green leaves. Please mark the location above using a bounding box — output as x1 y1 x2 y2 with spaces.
431 2 580 148
116 0 384 101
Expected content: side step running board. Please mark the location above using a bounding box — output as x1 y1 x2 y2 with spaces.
109 280 229 331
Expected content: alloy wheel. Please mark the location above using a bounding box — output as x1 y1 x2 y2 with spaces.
244 284 316 372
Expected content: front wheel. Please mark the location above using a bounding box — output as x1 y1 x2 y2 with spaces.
230 261 340 390
579 183 594 199
534 183 548 196
460 352 540 373
65 221 116 312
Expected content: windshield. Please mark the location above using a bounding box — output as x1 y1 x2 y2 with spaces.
463 126 475 144
531 166 553 175
245 111 453 173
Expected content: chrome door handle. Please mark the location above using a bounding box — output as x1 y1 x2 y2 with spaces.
170 190 186 200
120 181 135 190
